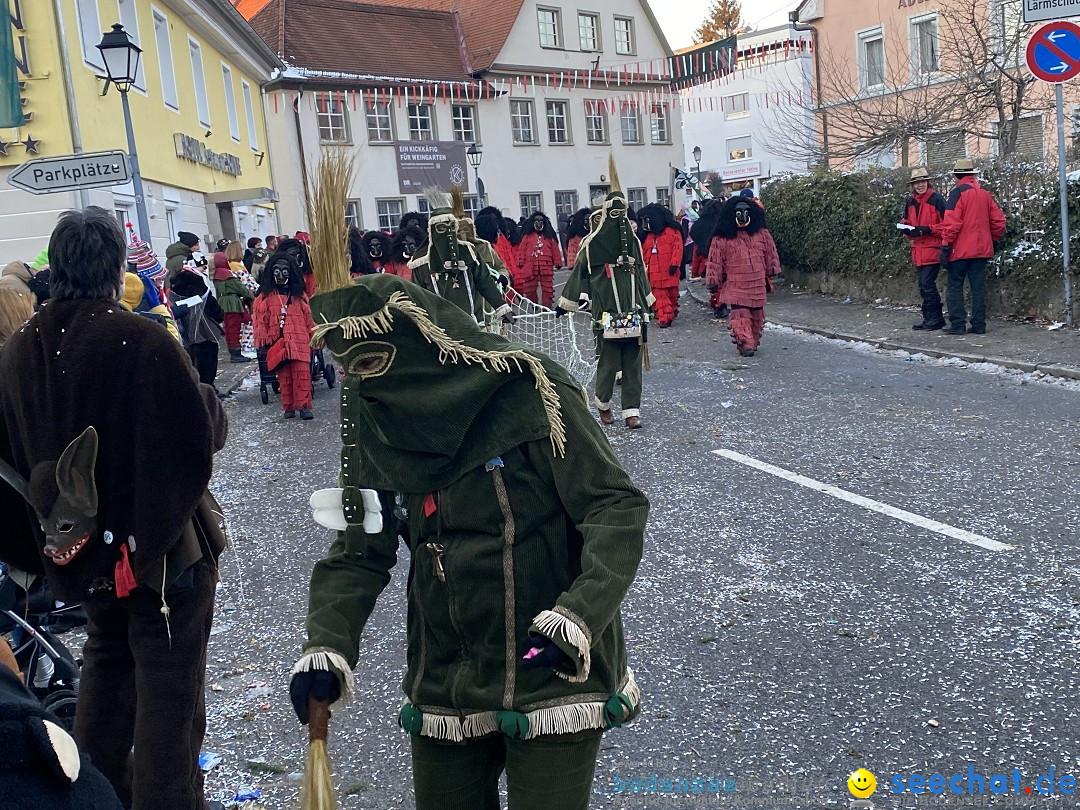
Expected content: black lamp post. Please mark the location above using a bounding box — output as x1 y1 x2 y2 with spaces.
467 142 483 206
97 23 151 241
693 145 702 184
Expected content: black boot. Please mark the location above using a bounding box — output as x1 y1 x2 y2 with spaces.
229 348 252 364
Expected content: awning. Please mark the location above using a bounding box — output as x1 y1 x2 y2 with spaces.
205 187 279 205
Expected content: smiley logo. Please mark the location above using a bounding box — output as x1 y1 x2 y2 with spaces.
847 768 876 798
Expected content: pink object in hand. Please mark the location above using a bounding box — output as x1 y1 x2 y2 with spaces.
523 647 543 660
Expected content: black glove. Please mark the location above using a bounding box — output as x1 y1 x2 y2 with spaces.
554 305 568 318
668 265 678 277
939 245 951 267
912 225 932 237
992 241 1001 253
289 669 340 725
708 283 719 294
521 632 574 673
501 311 517 325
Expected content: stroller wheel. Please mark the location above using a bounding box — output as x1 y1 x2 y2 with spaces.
41 688 79 732
260 388 269 405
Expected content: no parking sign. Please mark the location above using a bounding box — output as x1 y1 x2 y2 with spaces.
1025 20 1080 83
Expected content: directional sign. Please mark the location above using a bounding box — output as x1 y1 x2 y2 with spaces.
6 150 131 195
1024 0 1080 25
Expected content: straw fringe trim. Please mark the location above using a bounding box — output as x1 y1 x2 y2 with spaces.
532 608 592 683
312 291 567 458
411 669 640 742
292 647 355 708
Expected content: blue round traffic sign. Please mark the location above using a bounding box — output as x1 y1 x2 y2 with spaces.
1027 21 1080 83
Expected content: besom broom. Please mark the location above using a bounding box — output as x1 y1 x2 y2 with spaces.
300 697 336 810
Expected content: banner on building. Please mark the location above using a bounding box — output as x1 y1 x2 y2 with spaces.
670 35 737 92
395 141 470 194
1 9 25 128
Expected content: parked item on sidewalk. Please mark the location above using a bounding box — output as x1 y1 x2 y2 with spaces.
900 167 947 331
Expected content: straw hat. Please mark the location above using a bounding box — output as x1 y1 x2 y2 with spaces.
952 158 977 175
908 167 930 184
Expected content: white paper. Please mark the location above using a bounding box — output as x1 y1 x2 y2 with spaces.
895 223 916 231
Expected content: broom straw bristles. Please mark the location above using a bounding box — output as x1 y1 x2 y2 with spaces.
608 153 622 194
300 740 336 810
306 149 355 294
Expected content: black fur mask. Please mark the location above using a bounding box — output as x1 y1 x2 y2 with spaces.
691 199 724 257
567 208 590 239
636 203 680 237
362 231 392 262
714 196 767 240
258 253 306 297
348 227 376 276
273 238 311 276
524 212 557 241
391 224 426 263
398 211 429 234
503 217 523 246
475 212 502 244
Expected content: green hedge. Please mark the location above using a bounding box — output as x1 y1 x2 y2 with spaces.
759 164 1079 317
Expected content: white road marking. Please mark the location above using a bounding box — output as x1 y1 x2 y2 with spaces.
712 449 1015 552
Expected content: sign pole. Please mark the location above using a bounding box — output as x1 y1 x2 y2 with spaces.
1055 82 1074 326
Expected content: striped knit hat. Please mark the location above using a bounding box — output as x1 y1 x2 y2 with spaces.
126 225 167 282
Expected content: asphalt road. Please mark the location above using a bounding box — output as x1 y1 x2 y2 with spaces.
200 295 1080 809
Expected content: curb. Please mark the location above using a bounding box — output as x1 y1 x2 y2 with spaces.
215 346 257 397
686 282 1080 383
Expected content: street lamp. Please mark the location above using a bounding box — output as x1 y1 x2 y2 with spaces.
97 23 151 243
466 142 483 206
692 145 702 183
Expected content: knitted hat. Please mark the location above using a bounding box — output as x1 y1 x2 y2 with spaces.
120 272 144 311
126 226 167 282
177 231 200 248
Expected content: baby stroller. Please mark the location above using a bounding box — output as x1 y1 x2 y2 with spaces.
0 563 84 730
256 347 336 405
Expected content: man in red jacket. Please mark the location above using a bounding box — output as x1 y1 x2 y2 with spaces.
936 159 1006 335
516 212 563 308
637 204 684 328
900 167 947 331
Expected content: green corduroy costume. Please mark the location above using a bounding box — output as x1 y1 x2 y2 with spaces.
558 193 654 419
296 274 647 754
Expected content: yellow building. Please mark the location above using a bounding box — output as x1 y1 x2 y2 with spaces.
1 0 284 260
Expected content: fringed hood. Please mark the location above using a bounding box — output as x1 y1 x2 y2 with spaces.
309 274 579 492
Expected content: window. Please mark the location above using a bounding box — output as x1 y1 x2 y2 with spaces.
408 103 435 140
858 28 886 89
656 187 671 209
614 16 635 55
416 199 431 216
366 102 394 143
222 65 240 141
153 9 178 111
189 39 211 127
727 135 753 161
911 14 939 75
242 81 258 149
117 0 146 90
511 100 537 144
992 0 1024 55
585 101 608 144
854 147 897 169
991 116 1044 160
463 195 480 219
650 103 670 144
345 201 362 230
627 188 648 211
555 190 579 216
923 132 966 168
537 7 562 48
578 12 600 51
452 105 477 142
377 199 405 231
166 207 177 238
317 92 350 142
520 193 543 218
546 100 570 144
725 92 749 120
75 0 104 70
620 104 641 144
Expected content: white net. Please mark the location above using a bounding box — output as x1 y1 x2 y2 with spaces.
485 289 597 389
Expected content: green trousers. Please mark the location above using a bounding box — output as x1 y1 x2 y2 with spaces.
411 730 603 810
595 335 643 417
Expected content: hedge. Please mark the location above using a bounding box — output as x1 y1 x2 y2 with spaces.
758 163 1079 319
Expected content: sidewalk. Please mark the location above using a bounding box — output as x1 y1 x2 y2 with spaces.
215 345 257 395
685 278 1080 381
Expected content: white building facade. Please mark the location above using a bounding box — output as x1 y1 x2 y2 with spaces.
681 25 814 195
252 0 684 232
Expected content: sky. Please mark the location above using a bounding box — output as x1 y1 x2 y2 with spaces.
649 0 803 51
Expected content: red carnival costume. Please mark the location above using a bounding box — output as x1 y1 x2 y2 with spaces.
515 212 562 308
637 204 684 328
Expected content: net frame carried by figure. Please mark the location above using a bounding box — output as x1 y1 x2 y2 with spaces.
486 288 596 390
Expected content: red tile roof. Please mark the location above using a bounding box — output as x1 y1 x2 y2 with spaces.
241 0 524 74
250 0 473 81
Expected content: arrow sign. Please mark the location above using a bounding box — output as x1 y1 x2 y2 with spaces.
6 150 131 195
1027 21 1080 83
